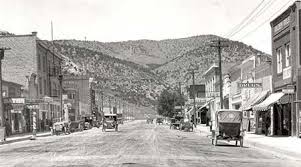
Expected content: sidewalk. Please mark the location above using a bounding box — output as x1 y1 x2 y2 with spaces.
0 131 51 145
195 124 301 160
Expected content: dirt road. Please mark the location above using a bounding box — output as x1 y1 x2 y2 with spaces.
0 120 300 167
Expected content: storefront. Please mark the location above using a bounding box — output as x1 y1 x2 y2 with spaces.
253 92 285 136
241 90 269 132
3 97 27 135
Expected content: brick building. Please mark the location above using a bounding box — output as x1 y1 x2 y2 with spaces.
268 1 301 137
0 32 63 132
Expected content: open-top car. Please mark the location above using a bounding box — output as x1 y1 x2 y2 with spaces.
102 114 118 132
211 109 244 147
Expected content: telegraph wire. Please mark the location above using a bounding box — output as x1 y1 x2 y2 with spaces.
229 0 275 38
227 0 277 39
224 0 266 38
238 0 294 40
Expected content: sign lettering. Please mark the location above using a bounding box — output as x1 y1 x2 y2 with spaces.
238 83 262 88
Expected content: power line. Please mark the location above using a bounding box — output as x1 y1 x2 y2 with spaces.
239 0 293 40
225 0 266 38
228 0 278 38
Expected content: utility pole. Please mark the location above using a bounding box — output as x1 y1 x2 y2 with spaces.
192 70 197 127
178 82 182 113
210 39 229 109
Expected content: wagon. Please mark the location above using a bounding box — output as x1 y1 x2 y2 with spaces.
211 109 244 147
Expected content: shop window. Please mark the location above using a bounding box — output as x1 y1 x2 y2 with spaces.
276 47 282 73
8 87 16 97
2 90 7 97
285 43 291 67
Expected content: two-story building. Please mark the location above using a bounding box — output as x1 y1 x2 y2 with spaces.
0 32 63 132
267 1 301 137
203 64 220 128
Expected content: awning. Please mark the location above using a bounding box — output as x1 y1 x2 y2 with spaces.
252 92 285 111
279 94 291 104
197 102 209 113
241 90 269 111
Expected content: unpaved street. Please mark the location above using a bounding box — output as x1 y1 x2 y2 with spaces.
0 120 300 167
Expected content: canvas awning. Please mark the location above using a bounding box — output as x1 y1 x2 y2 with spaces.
197 102 209 113
252 92 285 111
241 90 269 111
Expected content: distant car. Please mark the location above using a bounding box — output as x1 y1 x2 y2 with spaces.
156 118 163 125
180 122 193 132
84 122 92 130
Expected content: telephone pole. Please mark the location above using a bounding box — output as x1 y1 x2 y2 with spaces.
191 70 197 127
210 39 229 109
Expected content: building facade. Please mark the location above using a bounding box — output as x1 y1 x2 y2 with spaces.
270 1 301 137
0 32 63 132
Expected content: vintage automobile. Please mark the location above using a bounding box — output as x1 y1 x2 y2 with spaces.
53 121 70 135
102 114 118 132
69 120 84 133
180 122 194 132
211 109 244 147
170 116 184 130
156 118 163 125
146 118 153 124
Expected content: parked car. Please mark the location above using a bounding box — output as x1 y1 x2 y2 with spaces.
211 109 244 147
180 122 193 132
156 118 163 125
103 114 118 132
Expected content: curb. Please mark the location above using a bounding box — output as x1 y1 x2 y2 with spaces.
0 133 52 145
198 128 301 160
243 138 301 160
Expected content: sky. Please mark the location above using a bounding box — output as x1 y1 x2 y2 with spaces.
0 0 297 54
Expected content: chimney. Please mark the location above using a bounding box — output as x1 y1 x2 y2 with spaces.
31 31 37 36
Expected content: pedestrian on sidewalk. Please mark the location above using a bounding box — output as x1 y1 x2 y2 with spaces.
265 116 271 136
4 118 11 138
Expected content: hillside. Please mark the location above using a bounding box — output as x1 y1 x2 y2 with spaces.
55 35 268 87
52 42 166 107
54 35 219 68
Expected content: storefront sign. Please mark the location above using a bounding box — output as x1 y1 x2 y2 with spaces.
238 82 262 88
274 16 290 33
27 104 39 109
283 66 292 80
206 92 220 98
282 85 295 94
11 98 25 104
26 99 44 104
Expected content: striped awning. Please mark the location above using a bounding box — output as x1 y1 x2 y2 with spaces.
241 90 269 111
252 92 285 111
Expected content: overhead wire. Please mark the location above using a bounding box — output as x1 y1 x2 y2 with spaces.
228 0 277 38
224 0 266 38
238 0 294 40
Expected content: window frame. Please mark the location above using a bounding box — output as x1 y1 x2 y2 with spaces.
285 43 291 67
276 47 283 74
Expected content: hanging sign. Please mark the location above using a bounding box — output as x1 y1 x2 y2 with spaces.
238 82 262 88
